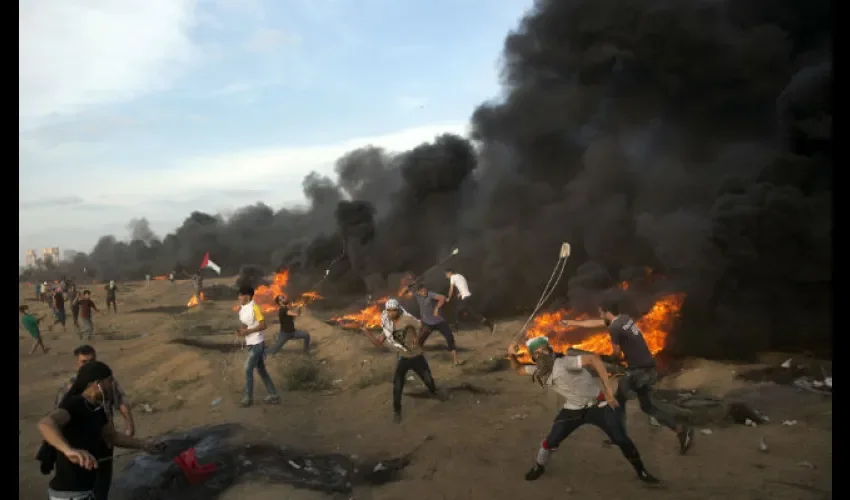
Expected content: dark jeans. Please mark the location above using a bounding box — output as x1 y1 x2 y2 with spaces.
243 343 277 401
266 330 311 354
392 354 437 414
93 452 112 500
454 296 488 325
106 298 117 313
418 322 457 351
615 367 679 430
542 406 641 464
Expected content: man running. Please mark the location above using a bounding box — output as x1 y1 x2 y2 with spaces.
362 299 445 423
444 269 494 334
37 361 163 500
68 284 81 331
236 285 280 407
52 286 67 333
562 298 694 454
20 305 49 355
55 345 135 500
77 290 98 340
507 337 660 484
104 281 118 314
413 284 463 366
267 295 311 355
168 272 175 284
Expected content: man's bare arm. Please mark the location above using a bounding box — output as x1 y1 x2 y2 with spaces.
447 284 455 301
119 403 135 436
506 344 530 376
102 422 145 449
37 409 72 454
581 354 617 406
238 319 267 336
363 328 386 348
562 319 606 328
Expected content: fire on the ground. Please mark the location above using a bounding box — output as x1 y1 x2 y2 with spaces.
231 270 323 312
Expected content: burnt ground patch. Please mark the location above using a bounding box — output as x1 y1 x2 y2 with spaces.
131 305 188 315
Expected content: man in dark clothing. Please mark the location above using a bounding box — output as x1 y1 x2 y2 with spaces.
55 345 135 500
362 299 445 423
562 299 694 454
413 284 463 366
267 295 311 354
104 281 118 314
53 288 67 332
37 361 162 500
68 285 81 331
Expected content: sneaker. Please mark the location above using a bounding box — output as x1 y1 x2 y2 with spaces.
264 395 280 405
393 412 402 424
238 399 252 408
638 470 661 485
678 427 694 454
524 464 546 481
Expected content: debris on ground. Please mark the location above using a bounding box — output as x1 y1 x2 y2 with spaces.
737 354 832 397
700 429 713 435
110 424 423 500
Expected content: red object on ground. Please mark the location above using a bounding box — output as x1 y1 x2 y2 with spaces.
173 448 217 485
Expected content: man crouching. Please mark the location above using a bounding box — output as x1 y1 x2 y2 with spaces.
507 337 660 485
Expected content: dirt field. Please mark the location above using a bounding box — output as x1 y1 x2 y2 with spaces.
19 279 832 499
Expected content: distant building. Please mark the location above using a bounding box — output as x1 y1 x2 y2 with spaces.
25 249 38 267
63 249 79 262
42 247 61 263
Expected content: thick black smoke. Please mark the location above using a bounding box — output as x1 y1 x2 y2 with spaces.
30 0 831 359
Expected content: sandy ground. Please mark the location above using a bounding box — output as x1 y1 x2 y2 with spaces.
19 279 832 500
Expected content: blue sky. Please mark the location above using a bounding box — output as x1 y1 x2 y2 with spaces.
19 0 529 264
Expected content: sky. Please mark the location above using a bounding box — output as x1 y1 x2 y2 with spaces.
19 0 530 264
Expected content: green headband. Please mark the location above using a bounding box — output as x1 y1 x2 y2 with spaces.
526 337 550 352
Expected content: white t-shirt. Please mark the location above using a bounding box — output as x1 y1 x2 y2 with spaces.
239 300 265 346
449 274 471 299
525 355 604 409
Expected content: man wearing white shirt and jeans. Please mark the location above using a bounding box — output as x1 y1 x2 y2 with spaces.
445 269 494 333
236 286 280 407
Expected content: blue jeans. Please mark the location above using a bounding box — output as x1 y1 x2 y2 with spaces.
243 343 277 401
266 330 311 355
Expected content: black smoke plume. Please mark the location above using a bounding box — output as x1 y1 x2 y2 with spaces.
28 0 831 359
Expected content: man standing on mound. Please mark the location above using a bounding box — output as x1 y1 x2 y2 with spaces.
236 286 280 407
507 337 660 485
562 298 694 454
362 299 445 423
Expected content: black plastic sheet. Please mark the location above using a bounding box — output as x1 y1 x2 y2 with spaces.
110 424 413 500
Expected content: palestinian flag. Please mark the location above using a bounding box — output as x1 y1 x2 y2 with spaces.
199 252 221 275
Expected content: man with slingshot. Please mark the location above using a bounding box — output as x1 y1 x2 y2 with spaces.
507 337 660 484
362 299 446 423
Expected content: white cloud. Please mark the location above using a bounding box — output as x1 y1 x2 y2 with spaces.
19 0 198 125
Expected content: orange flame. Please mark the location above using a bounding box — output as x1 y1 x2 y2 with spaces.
231 270 323 312
516 293 685 364
330 296 389 330
153 275 168 281
187 291 206 308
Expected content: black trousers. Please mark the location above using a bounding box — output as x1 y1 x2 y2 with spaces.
392 354 437 413
615 368 678 430
543 405 641 463
418 322 457 351
93 452 113 500
454 296 487 325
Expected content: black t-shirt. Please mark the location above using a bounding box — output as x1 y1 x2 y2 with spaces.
54 291 65 309
278 308 295 333
49 395 109 492
607 315 656 369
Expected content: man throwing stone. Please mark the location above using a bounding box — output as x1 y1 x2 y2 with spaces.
562 298 694 454
413 284 463 366
362 299 445 423
444 268 494 334
267 295 311 354
507 337 660 484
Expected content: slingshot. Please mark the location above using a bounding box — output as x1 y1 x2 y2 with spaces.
514 242 572 342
